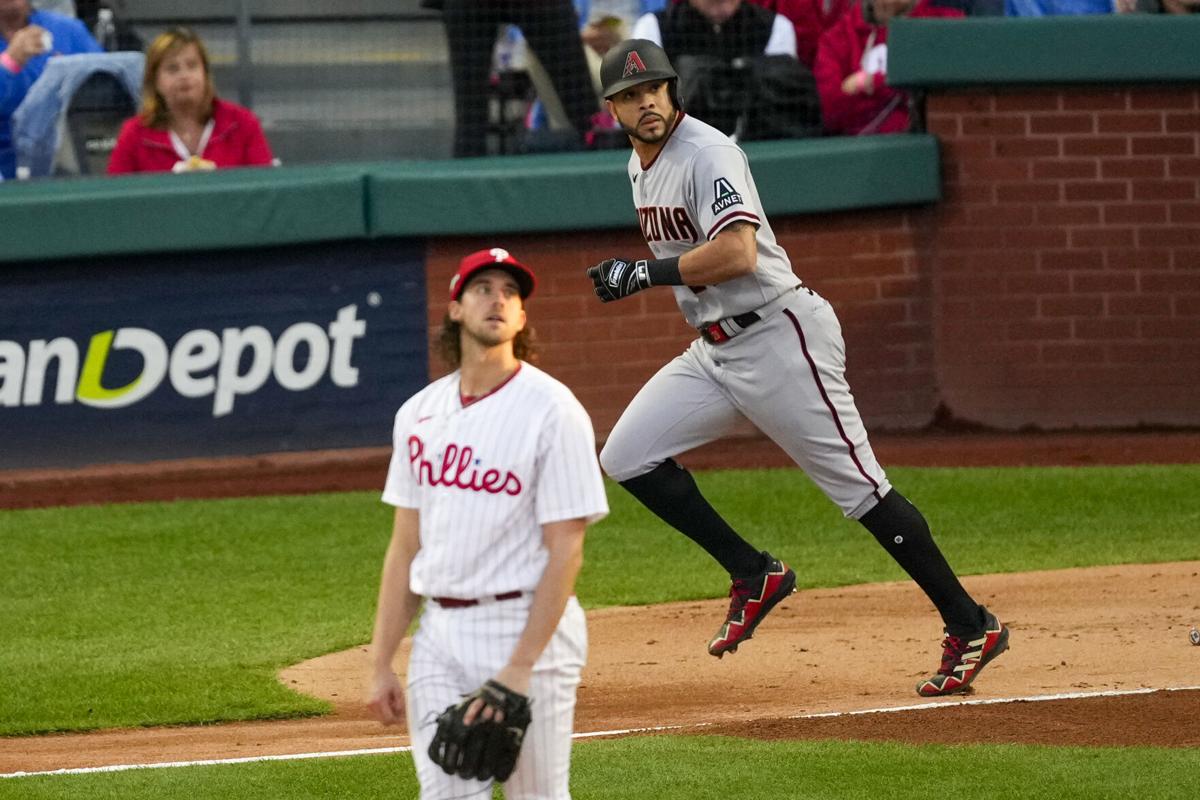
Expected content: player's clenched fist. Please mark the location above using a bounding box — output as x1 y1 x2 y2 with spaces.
587 255 682 302
587 258 649 302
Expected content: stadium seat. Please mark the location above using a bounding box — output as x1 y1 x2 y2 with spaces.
11 51 142 178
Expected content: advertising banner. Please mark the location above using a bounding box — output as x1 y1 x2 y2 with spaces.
0 240 428 469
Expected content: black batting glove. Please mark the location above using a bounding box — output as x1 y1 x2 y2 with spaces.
587 258 651 303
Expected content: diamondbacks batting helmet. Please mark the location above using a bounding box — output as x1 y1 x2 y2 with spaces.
600 39 678 100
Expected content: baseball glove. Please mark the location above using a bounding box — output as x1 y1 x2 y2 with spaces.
427 679 532 782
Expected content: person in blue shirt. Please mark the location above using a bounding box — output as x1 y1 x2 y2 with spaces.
0 0 101 179
1006 0 1118 13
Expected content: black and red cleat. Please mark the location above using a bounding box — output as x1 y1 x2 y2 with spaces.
707 552 796 658
916 606 1010 697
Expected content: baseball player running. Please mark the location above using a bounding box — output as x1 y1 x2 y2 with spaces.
585 40 1009 697
368 248 609 798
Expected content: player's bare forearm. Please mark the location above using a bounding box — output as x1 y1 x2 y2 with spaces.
678 221 758 285
497 518 587 693
369 507 423 675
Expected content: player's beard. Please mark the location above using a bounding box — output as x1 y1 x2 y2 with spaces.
622 109 677 145
461 317 519 351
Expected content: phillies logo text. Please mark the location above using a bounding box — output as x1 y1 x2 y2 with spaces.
637 206 698 243
408 436 522 496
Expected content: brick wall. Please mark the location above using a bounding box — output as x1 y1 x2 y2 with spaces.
425 208 936 443
423 87 1200 438
926 87 1200 429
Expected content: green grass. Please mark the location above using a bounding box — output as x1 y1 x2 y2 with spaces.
2 465 1199 736
4 737 1197 800
1 494 393 735
583 464 1200 603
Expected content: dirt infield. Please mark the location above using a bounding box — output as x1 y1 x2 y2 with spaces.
4 561 1199 774
1 430 1198 776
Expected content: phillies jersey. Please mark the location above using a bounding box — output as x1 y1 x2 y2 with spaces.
628 112 799 327
382 363 608 599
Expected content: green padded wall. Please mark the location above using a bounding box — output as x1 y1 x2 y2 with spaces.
366 134 941 237
0 136 940 264
0 165 368 263
889 16 1200 89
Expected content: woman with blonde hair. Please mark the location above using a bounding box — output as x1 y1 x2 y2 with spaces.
108 27 273 174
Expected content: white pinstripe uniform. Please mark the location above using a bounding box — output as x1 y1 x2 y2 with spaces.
599 112 892 519
383 363 608 800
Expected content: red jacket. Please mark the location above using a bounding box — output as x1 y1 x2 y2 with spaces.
814 0 961 136
107 98 274 174
751 0 850 69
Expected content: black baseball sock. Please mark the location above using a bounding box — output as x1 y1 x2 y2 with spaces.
859 489 985 637
620 460 767 578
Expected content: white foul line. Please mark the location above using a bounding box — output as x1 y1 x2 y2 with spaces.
791 684 1200 719
4 685 1197 779
0 746 414 779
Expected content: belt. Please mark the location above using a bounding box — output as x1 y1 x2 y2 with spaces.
699 311 761 344
431 590 524 608
698 285 805 345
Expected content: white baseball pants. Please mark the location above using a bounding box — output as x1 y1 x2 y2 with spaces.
406 596 587 800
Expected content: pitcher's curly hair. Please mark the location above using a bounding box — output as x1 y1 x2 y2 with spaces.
436 315 538 368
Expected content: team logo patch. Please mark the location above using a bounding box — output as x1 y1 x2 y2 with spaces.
622 51 647 79
711 177 744 215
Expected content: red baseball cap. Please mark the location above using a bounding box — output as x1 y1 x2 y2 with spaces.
449 248 537 302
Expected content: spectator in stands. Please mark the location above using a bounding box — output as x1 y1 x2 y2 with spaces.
632 0 822 140
937 0 1004 13
435 0 599 157
0 0 100 179
1107 0 1196 9
1005 0 1114 13
108 28 274 174
579 1 666 60
815 0 961 136
1004 0 1186 12
632 0 798 61
749 0 850 69
75 1 143 52
523 1 666 150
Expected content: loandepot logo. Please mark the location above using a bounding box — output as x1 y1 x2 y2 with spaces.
0 304 366 417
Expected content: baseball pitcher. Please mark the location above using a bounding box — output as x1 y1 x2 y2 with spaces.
368 248 609 798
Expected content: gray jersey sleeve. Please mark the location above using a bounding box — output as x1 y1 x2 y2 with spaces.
689 144 763 241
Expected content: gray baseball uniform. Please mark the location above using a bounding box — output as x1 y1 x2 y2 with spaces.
600 112 891 520
589 36 1006 695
